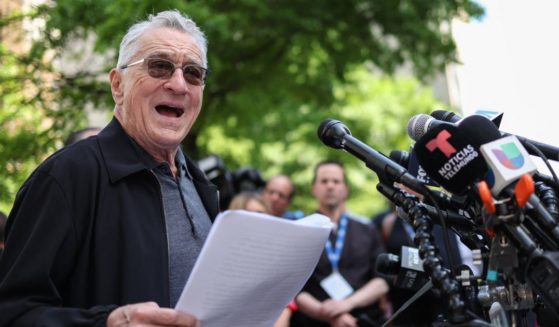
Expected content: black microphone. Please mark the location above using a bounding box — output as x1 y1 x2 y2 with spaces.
408 113 501 143
430 109 462 124
377 183 477 231
389 150 410 167
458 114 503 147
317 119 426 195
413 115 501 194
390 149 438 187
433 109 559 161
376 246 429 290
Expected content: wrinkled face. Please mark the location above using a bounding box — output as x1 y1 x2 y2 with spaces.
263 176 293 217
110 27 205 153
312 164 348 209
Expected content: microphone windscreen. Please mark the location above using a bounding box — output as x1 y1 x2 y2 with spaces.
414 121 488 194
407 147 439 186
459 114 502 145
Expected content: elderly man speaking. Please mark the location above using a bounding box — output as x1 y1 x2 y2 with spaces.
0 10 218 327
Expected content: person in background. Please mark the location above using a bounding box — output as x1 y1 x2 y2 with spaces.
293 160 389 327
0 10 217 327
263 174 304 220
64 127 102 146
228 191 269 213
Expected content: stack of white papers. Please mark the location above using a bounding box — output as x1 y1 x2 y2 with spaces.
175 210 332 327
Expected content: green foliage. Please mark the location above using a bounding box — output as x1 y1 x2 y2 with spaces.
201 68 444 216
0 0 481 213
0 50 43 213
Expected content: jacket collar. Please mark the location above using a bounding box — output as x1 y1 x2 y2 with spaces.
98 118 152 183
97 118 204 183
97 118 220 218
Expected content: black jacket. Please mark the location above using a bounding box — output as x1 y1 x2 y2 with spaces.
292 214 386 327
0 118 219 326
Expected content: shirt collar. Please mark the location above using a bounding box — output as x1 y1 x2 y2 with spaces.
130 137 193 181
175 147 193 180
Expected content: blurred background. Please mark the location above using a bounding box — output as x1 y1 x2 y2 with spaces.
1 0 556 218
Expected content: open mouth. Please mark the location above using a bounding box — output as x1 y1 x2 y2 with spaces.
155 104 184 118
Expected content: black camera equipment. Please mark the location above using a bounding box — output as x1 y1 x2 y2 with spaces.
196 154 265 209
376 246 429 291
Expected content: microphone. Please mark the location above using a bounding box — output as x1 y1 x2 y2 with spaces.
413 115 501 194
317 119 426 195
390 149 438 186
480 137 559 243
432 109 503 127
472 109 504 128
432 109 559 161
407 114 451 142
389 150 410 167
375 246 429 290
408 112 502 143
458 114 503 147
430 109 462 124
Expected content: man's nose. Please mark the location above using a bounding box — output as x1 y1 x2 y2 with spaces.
164 68 188 93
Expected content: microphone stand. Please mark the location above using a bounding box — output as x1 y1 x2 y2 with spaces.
484 191 559 322
377 182 491 326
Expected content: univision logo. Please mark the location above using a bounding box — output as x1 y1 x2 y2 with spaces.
491 142 524 169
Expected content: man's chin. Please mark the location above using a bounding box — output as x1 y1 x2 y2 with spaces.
156 130 188 146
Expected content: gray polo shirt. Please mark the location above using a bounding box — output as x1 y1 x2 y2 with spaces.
131 141 212 307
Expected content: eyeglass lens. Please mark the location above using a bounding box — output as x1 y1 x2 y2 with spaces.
146 58 206 86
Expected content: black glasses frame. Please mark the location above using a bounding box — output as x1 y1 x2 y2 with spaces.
119 57 209 86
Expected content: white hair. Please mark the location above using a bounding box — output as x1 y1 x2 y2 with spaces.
117 10 208 68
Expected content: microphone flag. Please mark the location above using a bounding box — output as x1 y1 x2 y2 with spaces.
414 121 487 194
480 135 537 195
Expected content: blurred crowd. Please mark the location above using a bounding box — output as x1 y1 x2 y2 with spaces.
221 160 461 327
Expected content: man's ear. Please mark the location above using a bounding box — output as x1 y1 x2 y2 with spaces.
109 68 124 106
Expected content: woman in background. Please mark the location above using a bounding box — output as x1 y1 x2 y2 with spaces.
228 191 269 213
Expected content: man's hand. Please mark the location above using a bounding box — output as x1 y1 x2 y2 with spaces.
329 312 357 327
107 302 200 327
319 299 352 320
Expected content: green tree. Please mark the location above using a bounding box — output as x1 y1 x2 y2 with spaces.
202 68 445 215
0 0 481 212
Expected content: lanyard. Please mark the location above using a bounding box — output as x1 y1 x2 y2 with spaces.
325 214 348 271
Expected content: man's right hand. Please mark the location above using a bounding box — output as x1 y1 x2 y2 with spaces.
107 302 200 326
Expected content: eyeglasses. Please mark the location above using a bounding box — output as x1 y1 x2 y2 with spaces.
119 57 209 86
